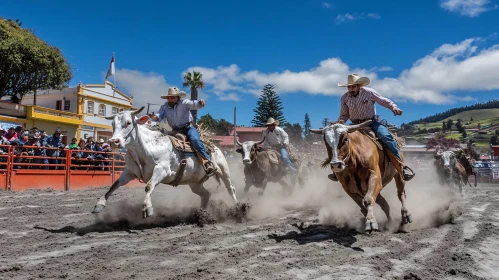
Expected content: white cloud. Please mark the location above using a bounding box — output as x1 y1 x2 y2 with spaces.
335 12 381 24
439 0 498 17
184 36 499 104
114 69 170 109
322 2 332 9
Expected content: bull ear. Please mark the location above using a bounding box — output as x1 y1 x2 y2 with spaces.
236 148 243 154
256 147 263 152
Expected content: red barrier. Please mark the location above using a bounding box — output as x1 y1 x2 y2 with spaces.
0 144 143 191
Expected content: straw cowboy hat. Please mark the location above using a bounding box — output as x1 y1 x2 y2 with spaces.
265 117 280 126
161 87 187 99
338 74 370 87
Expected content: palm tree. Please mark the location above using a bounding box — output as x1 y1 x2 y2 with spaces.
183 71 205 125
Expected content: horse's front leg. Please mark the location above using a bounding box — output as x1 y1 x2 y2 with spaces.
142 165 168 218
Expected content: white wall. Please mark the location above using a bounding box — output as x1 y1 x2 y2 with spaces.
26 119 78 139
22 89 79 113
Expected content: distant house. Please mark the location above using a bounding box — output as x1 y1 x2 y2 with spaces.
229 127 266 143
490 146 499 160
402 144 468 159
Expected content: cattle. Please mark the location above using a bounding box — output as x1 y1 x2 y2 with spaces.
455 150 477 187
310 120 412 232
235 138 296 196
433 150 466 194
92 107 238 218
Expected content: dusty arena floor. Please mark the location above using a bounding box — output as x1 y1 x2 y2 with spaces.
1 167 499 280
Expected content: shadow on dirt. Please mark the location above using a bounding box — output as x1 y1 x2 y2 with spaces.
268 223 363 251
34 202 251 236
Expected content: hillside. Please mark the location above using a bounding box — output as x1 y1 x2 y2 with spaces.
416 108 499 129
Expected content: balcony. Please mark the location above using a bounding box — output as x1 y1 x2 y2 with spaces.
26 105 84 125
0 101 26 118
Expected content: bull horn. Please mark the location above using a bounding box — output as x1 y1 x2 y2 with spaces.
105 115 115 120
132 106 145 116
346 120 373 133
309 128 324 135
236 137 242 147
256 137 265 145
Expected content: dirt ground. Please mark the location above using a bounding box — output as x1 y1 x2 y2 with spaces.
1 164 499 280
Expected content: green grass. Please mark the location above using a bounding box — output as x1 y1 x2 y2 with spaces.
415 108 499 129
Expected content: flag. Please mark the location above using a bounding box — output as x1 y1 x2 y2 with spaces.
105 54 115 79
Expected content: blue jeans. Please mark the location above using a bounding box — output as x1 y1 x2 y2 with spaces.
370 121 402 160
185 126 211 161
279 146 297 172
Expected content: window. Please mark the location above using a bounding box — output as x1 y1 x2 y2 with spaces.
87 101 94 114
119 108 124 112
99 104 106 116
112 107 118 115
64 100 70 111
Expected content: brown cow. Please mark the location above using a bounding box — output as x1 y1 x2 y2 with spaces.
311 120 412 232
235 138 295 196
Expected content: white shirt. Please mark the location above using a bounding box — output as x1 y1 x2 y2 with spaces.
262 126 289 148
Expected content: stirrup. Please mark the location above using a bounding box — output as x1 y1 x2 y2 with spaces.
402 166 415 181
204 162 217 177
328 173 338 182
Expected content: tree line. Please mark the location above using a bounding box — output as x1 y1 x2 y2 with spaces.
408 99 499 125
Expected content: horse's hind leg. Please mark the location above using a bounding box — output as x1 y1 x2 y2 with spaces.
395 174 412 225
376 193 391 222
189 183 211 209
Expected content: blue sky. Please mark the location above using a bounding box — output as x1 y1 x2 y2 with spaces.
2 0 499 128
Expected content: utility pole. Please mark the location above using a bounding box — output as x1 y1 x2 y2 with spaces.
147 103 150 115
233 106 236 151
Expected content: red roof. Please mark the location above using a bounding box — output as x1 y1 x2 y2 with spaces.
211 135 235 147
230 127 266 134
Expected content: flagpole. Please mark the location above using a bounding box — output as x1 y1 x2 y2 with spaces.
113 52 116 98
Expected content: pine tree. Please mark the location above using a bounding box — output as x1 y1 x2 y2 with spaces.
251 84 286 127
303 113 311 141
322 118 330 128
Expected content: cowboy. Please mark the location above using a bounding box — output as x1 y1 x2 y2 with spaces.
144 87 217 176
329 74 415 182
262 117 297 173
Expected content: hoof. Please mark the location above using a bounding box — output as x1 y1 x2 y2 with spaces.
143 206 154 218
92 204 105 213
402 211 413 224
364 221 379 233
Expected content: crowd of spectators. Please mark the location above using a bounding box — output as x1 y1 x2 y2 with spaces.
0 126 123 170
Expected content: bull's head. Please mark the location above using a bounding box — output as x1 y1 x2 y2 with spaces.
235 137 265 165
310 120 372 172
434 150 456 174
107 107 145 148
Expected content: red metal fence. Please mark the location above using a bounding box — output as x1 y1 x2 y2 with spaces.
0 144 142 191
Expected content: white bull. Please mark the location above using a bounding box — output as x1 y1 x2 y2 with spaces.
92 107 238 218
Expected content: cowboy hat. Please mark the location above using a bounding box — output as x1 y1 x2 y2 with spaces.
161 87 187 99
265 117 280 126
338 74 370 87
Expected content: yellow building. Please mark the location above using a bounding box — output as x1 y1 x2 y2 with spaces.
0 81 134 143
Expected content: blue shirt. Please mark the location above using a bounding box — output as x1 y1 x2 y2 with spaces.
156 99 204 129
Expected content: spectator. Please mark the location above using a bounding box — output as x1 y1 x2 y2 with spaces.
31 132 48 170
46 128 65 170
68 137 78 149
4 127 18 141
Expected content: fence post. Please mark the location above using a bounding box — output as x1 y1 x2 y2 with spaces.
6 146 11 191
65 149 70 191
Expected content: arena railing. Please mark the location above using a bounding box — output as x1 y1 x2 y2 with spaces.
0 144 140 191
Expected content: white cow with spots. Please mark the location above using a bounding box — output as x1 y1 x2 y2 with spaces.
92 107 238 218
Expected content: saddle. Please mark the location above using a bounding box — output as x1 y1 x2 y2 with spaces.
167 133 213 154
359 128 384 151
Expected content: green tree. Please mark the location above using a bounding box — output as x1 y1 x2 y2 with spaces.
442 121 446 132
322 118 329 128
491 135 499 145
198 114 217 131
495 129 499 137
283 123 303 145
470 116 473 121
182 71 205 124
461 130 467 139
303 113 311 141
216 119 232 136
251 84 286 127
446 119 454 130
0 18 72 103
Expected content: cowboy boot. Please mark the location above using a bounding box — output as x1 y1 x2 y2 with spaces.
386 152 415 181
203 161 217 177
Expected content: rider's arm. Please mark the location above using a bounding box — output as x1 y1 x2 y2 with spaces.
182 99 205 110
369 88 399 111
279 127 290 146
338 94 350 123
